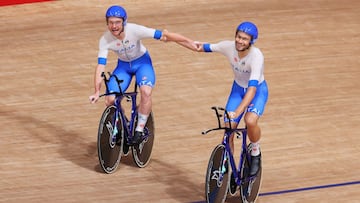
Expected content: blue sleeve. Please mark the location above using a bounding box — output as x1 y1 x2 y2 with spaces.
203 43 212 52
248 80 259 87
153 30 162 40
98 57 107 65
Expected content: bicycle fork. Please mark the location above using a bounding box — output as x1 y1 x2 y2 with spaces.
109 103 123 148
213 150 229 188
108 113 120 148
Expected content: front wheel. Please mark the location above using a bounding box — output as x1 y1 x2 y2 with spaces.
132 112 155 168
239 145 262 203
205 144 230 203
97 105 124 174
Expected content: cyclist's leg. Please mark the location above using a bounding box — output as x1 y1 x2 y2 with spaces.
225 81 246 153
134 53 156 132
105 60 132 106
244 80 268 144
244 80 268 175
138 85 153 116
130 52 156 144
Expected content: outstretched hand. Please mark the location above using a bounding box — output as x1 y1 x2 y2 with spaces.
161 29 169 42
161 29 202 52
194 41 203 51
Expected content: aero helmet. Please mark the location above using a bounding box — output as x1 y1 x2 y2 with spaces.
237 22 258 44
105 5 127 25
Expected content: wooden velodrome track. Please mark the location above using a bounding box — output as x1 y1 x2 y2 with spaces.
1 0 359 202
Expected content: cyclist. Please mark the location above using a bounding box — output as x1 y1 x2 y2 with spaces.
89 5 197 144
190 22 269 178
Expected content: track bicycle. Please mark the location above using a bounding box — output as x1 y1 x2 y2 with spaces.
202 107 262 203
97 72 155 174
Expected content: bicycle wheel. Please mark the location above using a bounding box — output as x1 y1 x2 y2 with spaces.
132 112 155 168
97 105 124 174
205 144 230 203
239 144 262 203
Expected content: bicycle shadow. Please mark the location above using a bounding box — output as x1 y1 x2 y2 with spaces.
192 196 247 203
148 156 244 203
90 142 141 172
0 107 98 172
190 193 244 203
144 158 204 202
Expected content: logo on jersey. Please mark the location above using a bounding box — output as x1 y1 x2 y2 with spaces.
232 63 250 73
117 44 135 54
117 40 129 47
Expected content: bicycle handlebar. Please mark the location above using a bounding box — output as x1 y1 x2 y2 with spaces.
202 106 245 136
202 127 232 135
99 72 125 98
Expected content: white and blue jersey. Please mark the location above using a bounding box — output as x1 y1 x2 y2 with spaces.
97 23 162 93
203 41 268 122
203 41 264 88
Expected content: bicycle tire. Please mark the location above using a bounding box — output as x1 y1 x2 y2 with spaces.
97 105 124 174
132 112 155 168
205 144 230 203
239 144 262 203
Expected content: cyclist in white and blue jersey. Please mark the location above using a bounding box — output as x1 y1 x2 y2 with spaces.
89 5 197 144
192 22 269 180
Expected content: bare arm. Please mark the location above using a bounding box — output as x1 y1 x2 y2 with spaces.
161 30 198 51
89 64 105 103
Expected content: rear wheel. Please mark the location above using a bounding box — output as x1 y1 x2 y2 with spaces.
97 106 124 174
239 144 262 203
132 112 155 168
205 144 230 203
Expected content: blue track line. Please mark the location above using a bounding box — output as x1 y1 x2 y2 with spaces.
259 180 360 196
191 180 360 203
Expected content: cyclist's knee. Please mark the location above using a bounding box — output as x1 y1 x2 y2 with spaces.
244 112 259 128
140 85 153 98
105 96 115 106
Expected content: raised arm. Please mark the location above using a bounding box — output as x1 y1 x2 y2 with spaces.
161 29 198 51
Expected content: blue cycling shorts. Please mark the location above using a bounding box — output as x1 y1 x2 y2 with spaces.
225 80 268 123
107 51 156 93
